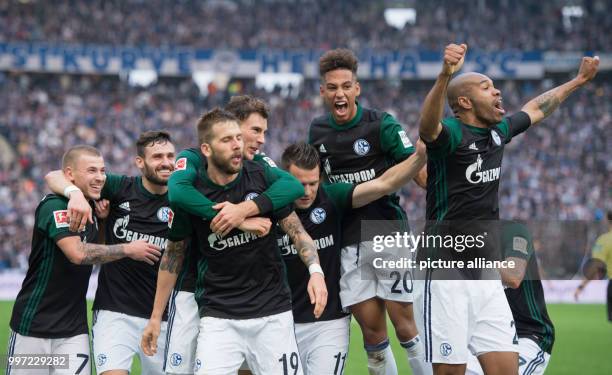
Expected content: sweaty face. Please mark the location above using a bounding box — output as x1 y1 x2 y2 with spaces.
206 122 244 175
289 164 320 210
139 141 176 186
467 76 505 125
70 155 106 200
320 69 361 124
240 113 268 160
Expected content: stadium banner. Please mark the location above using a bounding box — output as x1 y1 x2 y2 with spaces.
0 271 605 303
0 42 546 79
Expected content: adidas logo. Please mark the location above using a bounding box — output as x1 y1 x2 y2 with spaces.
319 144 327 153
469 142 478 151
119 202 130 211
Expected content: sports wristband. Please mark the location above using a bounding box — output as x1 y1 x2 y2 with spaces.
63 185 82 198
308 264 324 276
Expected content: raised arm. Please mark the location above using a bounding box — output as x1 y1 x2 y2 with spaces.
279 212 328 318
419 43 467 142
141 239 186 356
56 237 161 265
352 140 427 208
521 56 599 126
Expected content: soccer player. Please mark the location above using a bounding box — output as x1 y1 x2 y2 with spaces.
164 95 304 374
466 221 555 375
417 43 599 375
141 109 326 374
575 210 612 322
6 146 160 375
308 48 430 375
43 131 176 375
278 141 426 374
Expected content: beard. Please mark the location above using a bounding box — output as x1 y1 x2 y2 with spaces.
210 151 242 175
142 163 170 186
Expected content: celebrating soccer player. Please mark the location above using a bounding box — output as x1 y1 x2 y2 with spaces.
7 146 161 375
417 43 598 375
278 140 426 374
308 48 430 375
141 109 326 374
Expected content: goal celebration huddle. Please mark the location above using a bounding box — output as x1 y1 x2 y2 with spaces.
6 44 599 375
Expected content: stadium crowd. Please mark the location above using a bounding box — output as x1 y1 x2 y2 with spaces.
0 71 609 269
1 0 611 51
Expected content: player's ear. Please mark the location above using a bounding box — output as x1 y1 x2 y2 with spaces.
63 166 75 183
134 155 144 169
200 143 211 157
319 83 324 96
458 96 472 110
355 80 361 97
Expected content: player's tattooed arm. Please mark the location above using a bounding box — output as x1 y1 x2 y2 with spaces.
522 55 599 125
143 239 186 356
159 240 186 275
279 212 320 267
57 236 161 265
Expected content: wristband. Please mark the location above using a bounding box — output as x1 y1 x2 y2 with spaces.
308 264 324 276
63 185 82 198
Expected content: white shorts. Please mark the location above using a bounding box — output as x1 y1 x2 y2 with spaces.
466 337 550 375
6 330 90 375
414 279 518 364
165 290 200 374
92 309 167 374
339 241 414 308
295 316 350 375
195 310 303 375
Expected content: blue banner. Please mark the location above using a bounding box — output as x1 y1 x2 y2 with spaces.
0 42 545 79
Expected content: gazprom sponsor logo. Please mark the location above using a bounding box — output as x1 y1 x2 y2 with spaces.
208 231 261 251
465 154 500 184
278 234 335 256
329 168 376 184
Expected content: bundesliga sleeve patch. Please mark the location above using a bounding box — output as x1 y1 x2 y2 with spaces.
167 208 174 228
512 236 529 255
175 157 187 171
262 156 277 168
398 130 413 148
53 210 70 228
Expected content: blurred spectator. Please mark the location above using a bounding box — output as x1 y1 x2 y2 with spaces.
0 0 610 51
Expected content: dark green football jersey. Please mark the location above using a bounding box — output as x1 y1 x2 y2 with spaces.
309 103 415 246
168 160 294 319
503 222 555 353
92 174 170 320
425 112 531 221
277 183 354 323
10 194 99 338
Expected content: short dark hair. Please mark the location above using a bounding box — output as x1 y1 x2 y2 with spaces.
319 48 358 78
136 131 172 157
196 108 239 145
62 145 102 169
281 143 320 171
225 95 270 122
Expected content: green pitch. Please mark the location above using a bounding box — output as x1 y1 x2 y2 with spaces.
1 302 610 374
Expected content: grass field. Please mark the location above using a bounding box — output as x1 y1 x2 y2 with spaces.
1 302 611 374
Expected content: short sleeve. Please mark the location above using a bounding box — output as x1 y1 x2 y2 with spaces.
496 111 531 144
37 198 79 242
101 173 127 200
322 183 354 214
380 113 415 162
425 118 463 160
